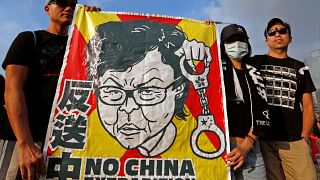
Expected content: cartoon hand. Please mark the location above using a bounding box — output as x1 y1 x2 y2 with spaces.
175 40 212 90
175 40 212 71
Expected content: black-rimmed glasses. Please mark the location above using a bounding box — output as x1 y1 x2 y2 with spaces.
98 79 182 106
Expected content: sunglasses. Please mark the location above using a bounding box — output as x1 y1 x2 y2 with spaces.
267 28 288 36
48 0 77 10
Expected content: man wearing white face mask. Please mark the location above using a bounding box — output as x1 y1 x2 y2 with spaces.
215 23 272 180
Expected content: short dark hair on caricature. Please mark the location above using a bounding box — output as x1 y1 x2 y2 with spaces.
86 20 189 119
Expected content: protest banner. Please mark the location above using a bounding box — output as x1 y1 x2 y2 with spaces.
43 5 230 179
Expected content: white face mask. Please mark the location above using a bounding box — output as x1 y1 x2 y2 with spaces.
224 41 249 60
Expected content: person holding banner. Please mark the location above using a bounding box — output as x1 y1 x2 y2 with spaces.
206 21 271 180
248 17 317 180
1 1 100 179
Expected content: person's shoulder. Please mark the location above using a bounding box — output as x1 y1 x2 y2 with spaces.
251 54 266 60
17 31 35 37
13 31 38 43
287 57 305 67
33 30 51 35
247 54 266 68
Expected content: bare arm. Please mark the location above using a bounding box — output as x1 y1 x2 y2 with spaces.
5 65 45 180
301 92 315 142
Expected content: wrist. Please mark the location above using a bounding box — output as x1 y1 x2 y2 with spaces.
240 137 253 152
301 132 310 138
246 135 255 144
17 137 34 147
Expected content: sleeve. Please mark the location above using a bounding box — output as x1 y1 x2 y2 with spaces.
2 31 35 70
303 69 316 93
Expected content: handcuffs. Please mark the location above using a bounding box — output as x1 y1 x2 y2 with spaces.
179 46 226 159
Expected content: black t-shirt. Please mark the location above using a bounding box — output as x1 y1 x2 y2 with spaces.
227 68 252 138
2 30 68 141
249 55 316 141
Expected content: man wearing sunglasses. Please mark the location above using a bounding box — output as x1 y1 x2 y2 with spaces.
249 18 317 179
1 1 101 179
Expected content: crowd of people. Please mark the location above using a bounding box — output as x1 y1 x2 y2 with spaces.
0 0 319 179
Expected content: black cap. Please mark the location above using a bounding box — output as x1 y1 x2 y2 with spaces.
264 17 291 38
220 24 249 43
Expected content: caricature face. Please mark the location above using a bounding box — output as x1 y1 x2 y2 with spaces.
96 48 183 149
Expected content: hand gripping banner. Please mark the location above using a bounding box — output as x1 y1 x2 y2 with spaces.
43 4 230 180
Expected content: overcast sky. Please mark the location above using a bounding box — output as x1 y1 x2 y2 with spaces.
0 0 319 76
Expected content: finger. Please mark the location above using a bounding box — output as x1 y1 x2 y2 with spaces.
33 146 46 177
226 155 238 163
92 6 101 12
233 161 244 170
89 6 97 11
226 160 231 167
191 42 205 60
227 161 237 166
20 165 28 180
198 45 205 60
185 44 192 60
204 20 214 25
191 44 200 60
228 152 241 162
204 47 212 66
174 47 185 57
187 59 197 71
88 6 100 12
34 164 40 180
226 149 237 158
27 165 34 180
228 155 239 162
39 155 46 176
